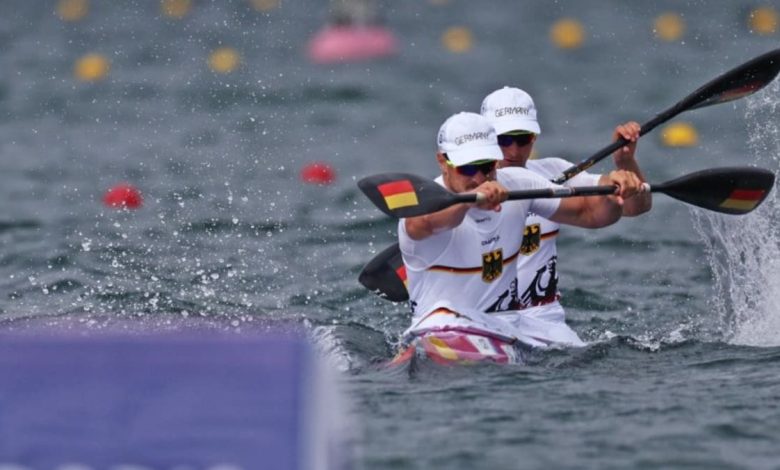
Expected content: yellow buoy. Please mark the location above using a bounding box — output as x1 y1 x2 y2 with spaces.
661 122 699 147
161 0 192 19
249 0 279 11
208 47 241 74
654 13 685 41
57 0 88 22
74 53 110 82
442 26 473 53
550 18 585 49
749 7 778 35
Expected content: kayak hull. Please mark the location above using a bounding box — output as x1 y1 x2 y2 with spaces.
388 328 524 367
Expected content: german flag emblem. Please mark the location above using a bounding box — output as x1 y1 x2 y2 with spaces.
520 223 541 256
378 179 419 210
481 249 503 283
720 188 766 212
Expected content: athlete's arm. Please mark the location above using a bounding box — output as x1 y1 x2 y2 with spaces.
605 121 652 216
548 169 642 228
404 180 507 240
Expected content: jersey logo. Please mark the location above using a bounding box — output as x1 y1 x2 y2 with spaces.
519 256 560 307
481 249 503 282
485 278 519 312
520 223 541 255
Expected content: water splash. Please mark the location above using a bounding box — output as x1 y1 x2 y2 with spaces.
692 79 780 346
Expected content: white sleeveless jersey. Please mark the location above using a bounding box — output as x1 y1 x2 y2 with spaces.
518 158 600 309
399 167 562 319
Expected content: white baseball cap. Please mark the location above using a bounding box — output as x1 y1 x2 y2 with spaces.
480 86 541 135
436 112 504 166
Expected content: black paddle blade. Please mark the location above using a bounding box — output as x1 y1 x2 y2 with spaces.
655 167 775 215
553 49 780 184
358 173 462 218
358 242 409 302
686 48 780 111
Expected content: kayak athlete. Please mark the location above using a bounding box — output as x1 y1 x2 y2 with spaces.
479 86 652 345
398 112 644 348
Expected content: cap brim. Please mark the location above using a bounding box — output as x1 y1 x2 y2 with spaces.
493 118 541 135
446 143 504 166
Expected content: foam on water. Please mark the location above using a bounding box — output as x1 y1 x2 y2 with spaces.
692 80 780 346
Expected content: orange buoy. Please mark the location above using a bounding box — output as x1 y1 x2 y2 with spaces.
161 0 191 18
74 53 110 82
441 26 473 53
57 0 88 21
749 7 778 35
208 47 241 73
654 13 685 41
661 122 699 147
550 18 585 49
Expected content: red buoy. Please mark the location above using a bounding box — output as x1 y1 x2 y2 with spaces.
103 184 143 209
300 162 336 185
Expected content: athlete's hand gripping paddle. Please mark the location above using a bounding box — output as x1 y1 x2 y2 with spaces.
357 167 775 301
359 47 780 301
359 168 774 218
552 47 780 183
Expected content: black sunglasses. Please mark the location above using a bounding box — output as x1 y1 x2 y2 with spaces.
444 155 497 177
497 133 535 147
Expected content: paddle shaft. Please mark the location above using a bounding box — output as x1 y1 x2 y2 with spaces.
358 166 774 301
552 111 679 184
367 166 773 218
463 184 622 205
358 46 780 299
552 48 780 184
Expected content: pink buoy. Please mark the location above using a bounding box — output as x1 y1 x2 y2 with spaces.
307 25 398 64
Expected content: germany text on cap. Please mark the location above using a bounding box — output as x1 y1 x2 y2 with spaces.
480 87 541 135
436 112 504 166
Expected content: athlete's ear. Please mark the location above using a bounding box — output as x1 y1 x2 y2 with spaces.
436 152 449 173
